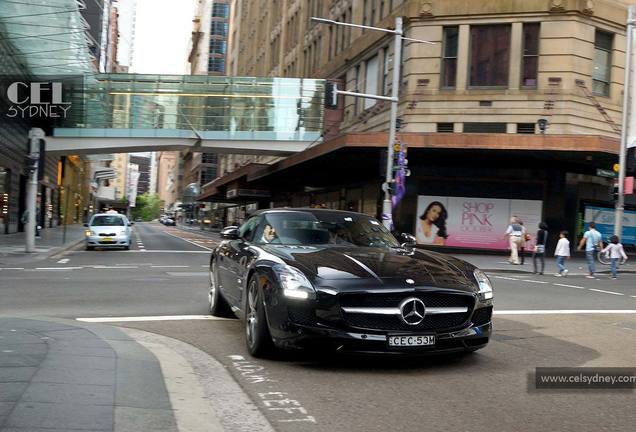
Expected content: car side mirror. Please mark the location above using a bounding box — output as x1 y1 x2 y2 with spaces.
220 226 239 240
128 222 133 226
83 223 89 227
399 233 417 250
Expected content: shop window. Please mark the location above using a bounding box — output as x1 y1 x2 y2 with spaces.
442 26 458 88
593 30 613 96
522 23 540 87
469 25 511 87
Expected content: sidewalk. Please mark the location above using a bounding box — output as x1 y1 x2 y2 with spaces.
453 252 636 275
0 316 273 432
0 224 85 266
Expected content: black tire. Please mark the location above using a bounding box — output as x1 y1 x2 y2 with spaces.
85 245 94 251
208 260 233 317
245 275 275 358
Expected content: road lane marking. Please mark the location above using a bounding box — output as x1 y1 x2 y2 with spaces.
553 283 585 289
0 268 25 270
494 310 636 315
162 230 213 251
34 267 83 270
91 265 139 269
589 288 624 296
56 258 69 264
493 276 521 281
150 265 190 268
76 315 231 323
519 280 549 284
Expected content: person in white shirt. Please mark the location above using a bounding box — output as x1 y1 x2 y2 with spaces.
504 217 524 264
554 230 570 277
601 235 628 279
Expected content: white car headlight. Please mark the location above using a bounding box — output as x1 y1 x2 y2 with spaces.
273 264 316 300
85 230 96 237
474 269 493 301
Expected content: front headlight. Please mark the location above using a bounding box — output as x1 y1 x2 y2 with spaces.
474 269 493 301
273 264 316 300
85 230 95 237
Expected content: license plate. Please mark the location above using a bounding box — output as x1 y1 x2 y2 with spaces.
388 335 435 347
102 237 113 242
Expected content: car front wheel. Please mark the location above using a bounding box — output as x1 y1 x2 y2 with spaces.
245 275 274 357
208 260 232 317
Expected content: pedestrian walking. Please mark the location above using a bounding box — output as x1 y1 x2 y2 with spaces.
601 235 628 279
554 230 570 277
578 222 603 279
504 217 524 264
533 222 549 275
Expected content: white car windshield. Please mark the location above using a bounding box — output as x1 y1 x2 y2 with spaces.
91 215 125 226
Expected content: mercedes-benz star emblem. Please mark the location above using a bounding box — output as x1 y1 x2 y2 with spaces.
398 297 426 326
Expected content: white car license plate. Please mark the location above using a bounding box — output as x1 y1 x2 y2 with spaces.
388 335 435 347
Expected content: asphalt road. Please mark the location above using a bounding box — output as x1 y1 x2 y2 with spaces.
1 222 634 432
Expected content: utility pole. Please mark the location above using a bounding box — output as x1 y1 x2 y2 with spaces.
311 17 433 229
616 5 636 236
25 128 45 252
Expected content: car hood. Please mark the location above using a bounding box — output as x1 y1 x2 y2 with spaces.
260 245 477 291
89 226 126 234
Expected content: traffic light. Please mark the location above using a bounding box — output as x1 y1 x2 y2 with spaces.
627 147 636 176
324 82 338 108
612 183 619 202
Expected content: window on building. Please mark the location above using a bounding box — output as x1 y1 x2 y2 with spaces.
346 7 352 46
370 0 376 26
209 39 226 55
380 0 385 19
442 26 458 88
517 123 535 134
208 57 225 72
436 123 454 133
364 55 379 109
522 23 539 87
382 47 390 95
328 27 333 60
210 21 228 37
593 30 613 96
212 3 229 18
363 0 368 29
202 153 217 164
354 64 361 113
469 25 511 87
464 122 507 133
340 12 347 51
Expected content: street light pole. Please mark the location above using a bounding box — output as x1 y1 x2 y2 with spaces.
616 5 636 237
311 17 433 229
25 128 44 253
383 17 403 230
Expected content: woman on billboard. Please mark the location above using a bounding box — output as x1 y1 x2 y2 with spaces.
416 201 448 245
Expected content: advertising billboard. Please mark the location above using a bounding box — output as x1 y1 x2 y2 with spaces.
415 196 543 250
584 206 636 245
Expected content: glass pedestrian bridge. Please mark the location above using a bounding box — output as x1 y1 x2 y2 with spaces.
47 74 325 155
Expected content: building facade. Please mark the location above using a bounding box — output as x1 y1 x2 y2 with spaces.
202 0 636 248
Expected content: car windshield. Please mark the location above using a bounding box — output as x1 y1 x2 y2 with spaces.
91 215 125 226
254 211 400 249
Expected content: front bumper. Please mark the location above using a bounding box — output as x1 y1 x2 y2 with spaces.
85 235 130 247
271 318 492 355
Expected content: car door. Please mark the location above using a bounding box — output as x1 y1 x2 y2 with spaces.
220 217 259 305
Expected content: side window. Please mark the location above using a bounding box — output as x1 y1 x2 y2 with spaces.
238 216 259 241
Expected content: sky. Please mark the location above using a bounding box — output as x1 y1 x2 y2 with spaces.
130 0 196 74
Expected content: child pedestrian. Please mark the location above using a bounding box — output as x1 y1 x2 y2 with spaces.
601 235 628 279
554 230 570 277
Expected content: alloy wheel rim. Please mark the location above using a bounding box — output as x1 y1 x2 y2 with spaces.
246 280 258 347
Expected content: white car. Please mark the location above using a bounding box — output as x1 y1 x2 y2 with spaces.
84 213 133 250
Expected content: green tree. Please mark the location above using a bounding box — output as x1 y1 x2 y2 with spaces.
131 193 161 221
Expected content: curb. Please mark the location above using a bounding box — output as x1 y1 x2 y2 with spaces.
48 237 85 260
